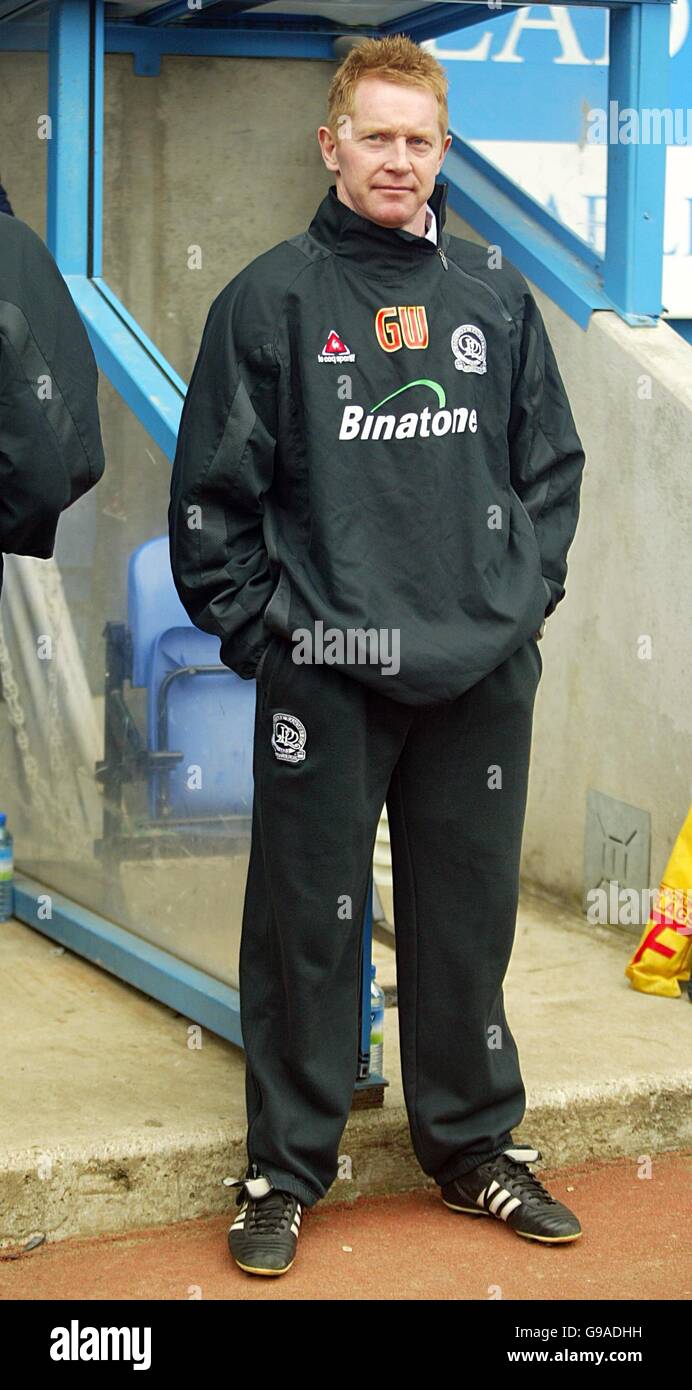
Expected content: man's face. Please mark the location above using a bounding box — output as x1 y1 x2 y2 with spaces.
318 76 452 236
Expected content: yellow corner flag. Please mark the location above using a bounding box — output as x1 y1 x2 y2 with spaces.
625 804 692 997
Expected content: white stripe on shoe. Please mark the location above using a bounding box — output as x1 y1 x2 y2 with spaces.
497 1196 522 1219
489 1187 514 1215
478 1179 501 1208
231 1202 248 1229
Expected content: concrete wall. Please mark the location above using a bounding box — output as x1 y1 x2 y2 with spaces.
445 203 692 909
533 306 692 909
1 50 690 914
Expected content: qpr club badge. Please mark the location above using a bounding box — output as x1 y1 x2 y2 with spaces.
272 712 307 764
451 323 487 374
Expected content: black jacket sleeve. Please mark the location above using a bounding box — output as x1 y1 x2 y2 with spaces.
168 281 279 680
508 287 586 620
0 181 14 217
0 216 105 566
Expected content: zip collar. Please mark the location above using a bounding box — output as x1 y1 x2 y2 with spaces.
307 178 450 274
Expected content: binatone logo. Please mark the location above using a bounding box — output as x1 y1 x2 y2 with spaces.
338 379 478 441
272 712 307 764
318 329 355 363
375 305 429 353
451 323 487 374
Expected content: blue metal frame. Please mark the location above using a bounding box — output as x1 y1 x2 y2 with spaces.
67 276 185 457
4 0 674 1076
12 864 380 1090
13 871 247 1047
46 0 92 274
444 135 611 329
3 1 672 325
112 22 344 74
605 5 670 322
115 7 507 75
44 3 185 456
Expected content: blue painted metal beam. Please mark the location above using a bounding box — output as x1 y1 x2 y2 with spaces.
12 870 384 1087
452 133 604 271
1 3 675 75
66 275 185 458
110 21 345 73
92 0 105 278
13 873 244 1047
45 0 104 276
442 133 616 328
381 3 525 41
604 4 669 322
47 0 94 272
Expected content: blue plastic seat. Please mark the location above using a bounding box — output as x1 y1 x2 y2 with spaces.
127 536 255 825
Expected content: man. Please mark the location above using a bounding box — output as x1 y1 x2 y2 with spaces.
0 213 105 598
169 33 586 1278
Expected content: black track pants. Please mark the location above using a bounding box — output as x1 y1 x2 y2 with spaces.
238 633 543 1208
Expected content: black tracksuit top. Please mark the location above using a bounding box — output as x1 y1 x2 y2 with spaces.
0 214 105 597
169 179 586 707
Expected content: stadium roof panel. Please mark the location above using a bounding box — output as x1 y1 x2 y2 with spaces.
0 0 675 34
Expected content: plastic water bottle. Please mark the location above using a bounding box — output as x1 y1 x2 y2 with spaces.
369 964 385 1078
0 813 14 921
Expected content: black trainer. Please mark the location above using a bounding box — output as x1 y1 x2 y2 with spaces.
440 1145 582 1243
225 1169 303 1276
